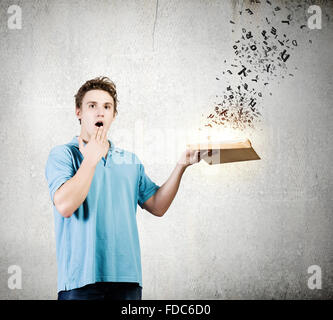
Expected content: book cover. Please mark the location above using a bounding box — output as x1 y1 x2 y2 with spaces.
186 138 261 165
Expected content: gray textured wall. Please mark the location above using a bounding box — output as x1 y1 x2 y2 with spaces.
0 0 332 299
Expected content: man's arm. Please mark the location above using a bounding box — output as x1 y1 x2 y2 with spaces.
54 159 97 218
142 163 186 217
142 149 205 217
54 126 109 218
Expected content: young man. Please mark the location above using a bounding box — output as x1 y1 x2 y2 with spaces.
45 76 204 300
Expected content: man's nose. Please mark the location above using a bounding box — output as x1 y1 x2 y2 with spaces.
96 105 105 116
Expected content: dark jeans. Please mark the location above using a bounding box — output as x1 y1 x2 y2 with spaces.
58 282 142 300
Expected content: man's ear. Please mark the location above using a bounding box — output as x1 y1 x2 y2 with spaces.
75 107 81 121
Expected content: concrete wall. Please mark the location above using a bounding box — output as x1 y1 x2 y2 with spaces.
0 0 332 299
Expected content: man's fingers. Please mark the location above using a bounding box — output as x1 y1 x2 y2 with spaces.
96 126 103 141
93 126 99 140
102 128 109 148
102 126 107 142
201 150 210 157
192 150 200 163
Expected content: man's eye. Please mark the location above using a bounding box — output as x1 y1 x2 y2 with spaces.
89 104 95 108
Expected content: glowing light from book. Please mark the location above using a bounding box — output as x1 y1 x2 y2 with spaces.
186 126 245 146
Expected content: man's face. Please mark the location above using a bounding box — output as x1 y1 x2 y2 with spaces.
76 89 116 138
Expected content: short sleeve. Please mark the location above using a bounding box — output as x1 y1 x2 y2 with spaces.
45 145 75 206
137 161 160 209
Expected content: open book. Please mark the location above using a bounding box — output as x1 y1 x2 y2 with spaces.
186 138 261 165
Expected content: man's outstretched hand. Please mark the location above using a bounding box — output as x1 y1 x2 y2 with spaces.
148 148 210 217
177 149 209 169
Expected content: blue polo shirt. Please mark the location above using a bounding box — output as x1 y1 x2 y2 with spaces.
45 136 160 292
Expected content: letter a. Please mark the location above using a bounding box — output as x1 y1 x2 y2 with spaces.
8 265 22 289
8 5 22 30
307 5 322 30
307 265 322 290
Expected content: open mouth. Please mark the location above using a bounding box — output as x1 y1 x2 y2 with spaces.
95 121 104 127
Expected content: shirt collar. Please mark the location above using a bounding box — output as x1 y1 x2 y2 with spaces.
69 135 115 152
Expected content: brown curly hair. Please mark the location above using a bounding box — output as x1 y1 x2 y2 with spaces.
75 76 119 125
